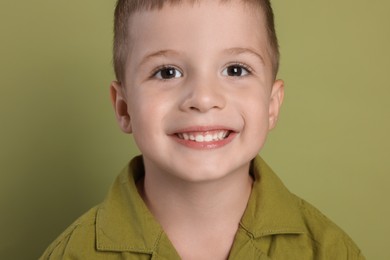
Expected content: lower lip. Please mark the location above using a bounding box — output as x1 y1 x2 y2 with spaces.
171 132 237 149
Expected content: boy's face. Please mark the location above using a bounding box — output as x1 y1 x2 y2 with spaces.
111 0 284 182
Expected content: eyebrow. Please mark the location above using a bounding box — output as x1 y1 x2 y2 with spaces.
138 49 181 67
138 47 265 67
224 47 266 65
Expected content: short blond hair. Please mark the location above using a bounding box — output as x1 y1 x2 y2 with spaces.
113 0 279 82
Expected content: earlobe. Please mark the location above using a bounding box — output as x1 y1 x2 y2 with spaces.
110 81 132 133
268 79 285 130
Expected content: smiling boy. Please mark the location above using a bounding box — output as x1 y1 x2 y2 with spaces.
40 0 364 259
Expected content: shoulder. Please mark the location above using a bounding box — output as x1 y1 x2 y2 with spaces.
247 157 365 259
294 195 364 259
39 206 99 260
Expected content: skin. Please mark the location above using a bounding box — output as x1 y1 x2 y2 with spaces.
111 1 284 259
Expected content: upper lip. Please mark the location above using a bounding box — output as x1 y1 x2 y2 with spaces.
169 126 238 135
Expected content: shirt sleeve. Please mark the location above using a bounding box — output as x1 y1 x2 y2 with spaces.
39 207 98 260
39 224 78 260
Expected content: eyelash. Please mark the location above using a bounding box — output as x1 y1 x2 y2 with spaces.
224 62 253 75
150 65 183 80
149 62 254 80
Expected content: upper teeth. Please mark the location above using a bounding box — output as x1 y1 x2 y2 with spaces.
177 131 229 142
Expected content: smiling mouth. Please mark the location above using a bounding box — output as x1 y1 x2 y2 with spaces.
176 130 232 143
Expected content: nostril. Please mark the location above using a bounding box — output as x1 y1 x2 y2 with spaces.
180 88 226 113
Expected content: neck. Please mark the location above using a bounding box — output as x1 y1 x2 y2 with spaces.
137 164 253 259
138 162 253 234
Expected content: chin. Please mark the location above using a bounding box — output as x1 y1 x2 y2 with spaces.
172 162 248 183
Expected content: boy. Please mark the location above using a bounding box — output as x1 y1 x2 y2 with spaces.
41 0 364 259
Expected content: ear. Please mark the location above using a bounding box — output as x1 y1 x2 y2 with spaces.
268 79 285 130
110 81 132 133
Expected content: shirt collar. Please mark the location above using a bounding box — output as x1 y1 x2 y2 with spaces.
96 155 306 253
240 156 306 238
96 156 165 253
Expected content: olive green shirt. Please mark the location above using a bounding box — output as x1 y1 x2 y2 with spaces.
40 156 364 259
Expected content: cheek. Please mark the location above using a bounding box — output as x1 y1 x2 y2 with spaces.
248 104 270 132
239 91 271 133
128 91 173 134
236 85 270 115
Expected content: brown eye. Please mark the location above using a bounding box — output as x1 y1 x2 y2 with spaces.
222 65 250 77
154 67 183 79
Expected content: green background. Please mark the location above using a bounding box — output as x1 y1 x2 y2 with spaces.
0 1 388 259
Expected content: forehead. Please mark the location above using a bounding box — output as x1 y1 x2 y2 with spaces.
128 0 262 14
127 1 271 60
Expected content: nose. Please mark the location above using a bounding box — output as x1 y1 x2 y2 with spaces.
179 75 226 113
